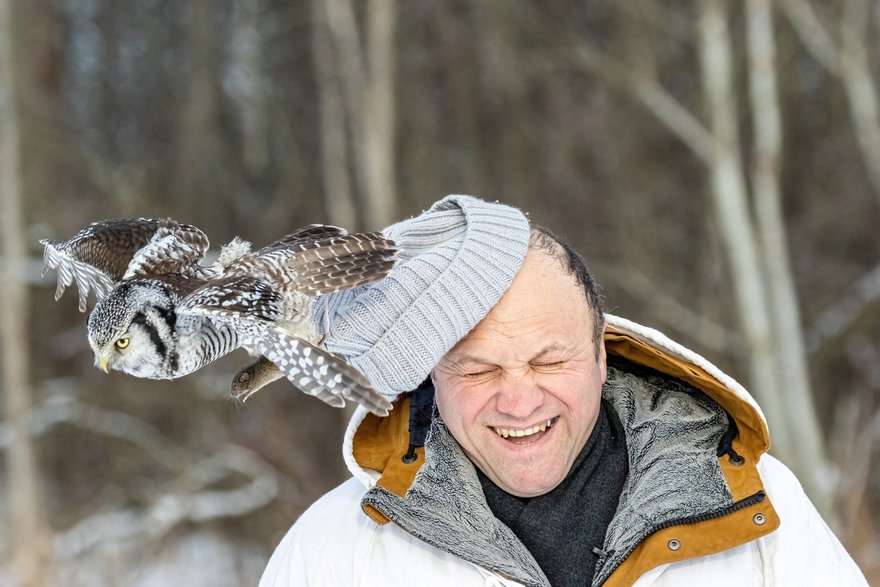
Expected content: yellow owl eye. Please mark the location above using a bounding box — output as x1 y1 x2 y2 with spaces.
115 338 130 349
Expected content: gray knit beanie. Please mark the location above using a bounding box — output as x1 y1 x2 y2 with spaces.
314 195 531 400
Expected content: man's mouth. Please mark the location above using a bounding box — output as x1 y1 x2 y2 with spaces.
492 417 559 441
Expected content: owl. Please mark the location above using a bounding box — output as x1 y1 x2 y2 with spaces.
40 217 396 416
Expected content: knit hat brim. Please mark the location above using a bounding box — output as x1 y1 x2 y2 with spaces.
316 195 531 400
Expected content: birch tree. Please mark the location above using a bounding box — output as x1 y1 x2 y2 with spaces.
744 0 834 519
322 0 398 229
0 0 54 583
779 0 880 206
697 0 795 464
313 0 358 229
566 0 835 518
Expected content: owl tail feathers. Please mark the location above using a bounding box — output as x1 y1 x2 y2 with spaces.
248 327 393 417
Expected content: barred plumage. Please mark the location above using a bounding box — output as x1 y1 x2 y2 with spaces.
41 218 396 416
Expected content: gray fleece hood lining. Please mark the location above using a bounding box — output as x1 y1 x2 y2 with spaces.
361 366 735 587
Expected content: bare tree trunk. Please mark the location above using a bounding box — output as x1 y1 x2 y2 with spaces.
780 0 880 206
313 0 358 229
839 0 880 204
697 0 794 464
0 1 54 584
325 0 367 225
745 0 835 522
324 0 397 230
173 0 228 225
361 0 397 228
233 0 270 178
573 0 837 521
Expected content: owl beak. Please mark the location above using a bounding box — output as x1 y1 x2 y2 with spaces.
94 349 111 374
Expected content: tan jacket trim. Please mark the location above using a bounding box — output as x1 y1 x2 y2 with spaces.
355 394 424 525
363 503 391 525
603 496 781 587
604 329 770 463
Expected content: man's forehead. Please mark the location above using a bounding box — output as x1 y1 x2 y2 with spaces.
442 325 595 369
485 249 589 317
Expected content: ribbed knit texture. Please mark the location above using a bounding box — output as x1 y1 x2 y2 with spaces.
314 195 531 399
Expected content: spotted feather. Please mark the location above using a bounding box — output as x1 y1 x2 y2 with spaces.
40 218 210 311
245 326 392 416
177 276 284 322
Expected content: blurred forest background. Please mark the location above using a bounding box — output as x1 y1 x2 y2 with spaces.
1 0 878 584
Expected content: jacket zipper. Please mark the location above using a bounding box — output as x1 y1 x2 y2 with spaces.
594 490 767 585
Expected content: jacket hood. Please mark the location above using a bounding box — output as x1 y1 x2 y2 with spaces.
340 315 779 586
342 314 771 488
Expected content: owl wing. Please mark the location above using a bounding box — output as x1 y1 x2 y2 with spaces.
177 275 284 322
254 224 349 254
122 219 210 279
40 217 210 312
250 327 392 416
284 231 399 296
226 230 398 300
40 218 156 311
178 275 392 416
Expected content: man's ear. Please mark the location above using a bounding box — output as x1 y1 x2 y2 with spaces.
598 328 608 384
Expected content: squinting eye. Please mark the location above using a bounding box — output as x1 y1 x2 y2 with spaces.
115 338 130 349
534 361 564 370
463 369 494 380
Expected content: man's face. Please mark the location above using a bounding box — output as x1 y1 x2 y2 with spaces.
433 248 607 498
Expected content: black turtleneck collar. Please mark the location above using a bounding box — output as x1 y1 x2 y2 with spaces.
477 398 629 586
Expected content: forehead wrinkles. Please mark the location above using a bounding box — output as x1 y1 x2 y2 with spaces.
483 307 559 333
455 303 561 349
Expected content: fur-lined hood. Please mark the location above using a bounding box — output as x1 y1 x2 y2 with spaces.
339 315 779 586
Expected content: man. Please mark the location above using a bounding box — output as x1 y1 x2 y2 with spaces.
260 195 867 586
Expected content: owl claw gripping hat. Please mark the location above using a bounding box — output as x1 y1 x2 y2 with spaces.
314 195 531 401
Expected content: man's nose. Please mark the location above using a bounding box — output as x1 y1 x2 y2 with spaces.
494 370 544 419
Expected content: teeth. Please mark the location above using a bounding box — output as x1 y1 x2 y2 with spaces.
493 419 555 439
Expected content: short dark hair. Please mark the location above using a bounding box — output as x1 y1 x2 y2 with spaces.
529 225 605 357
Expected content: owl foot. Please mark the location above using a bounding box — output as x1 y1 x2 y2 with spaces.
231 356 284 401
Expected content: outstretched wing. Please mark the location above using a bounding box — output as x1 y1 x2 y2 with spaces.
123 219 210 280
226 230 398 300
178 275 391 416
285 231 398 296
254 224 349 254
40 218 209 312
40 218 159 312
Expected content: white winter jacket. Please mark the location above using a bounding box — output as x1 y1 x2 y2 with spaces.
260 316 867 586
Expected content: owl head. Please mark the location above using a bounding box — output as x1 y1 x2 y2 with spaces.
87 280 177 379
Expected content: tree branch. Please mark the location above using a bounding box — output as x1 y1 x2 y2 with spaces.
807 262 880 353
598 263 740 354
776 0 841 73
0 398 280 558
567 44 715 163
